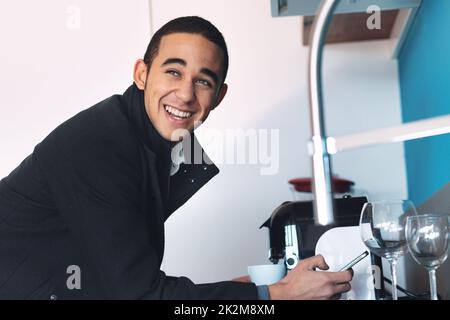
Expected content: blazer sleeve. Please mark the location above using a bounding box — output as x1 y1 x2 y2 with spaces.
34 119 258 300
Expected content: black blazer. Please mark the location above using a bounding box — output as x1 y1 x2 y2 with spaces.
0 84 258 300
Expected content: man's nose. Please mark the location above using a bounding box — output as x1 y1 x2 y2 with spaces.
175 79 195 104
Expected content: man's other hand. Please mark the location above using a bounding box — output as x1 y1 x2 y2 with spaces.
268 255 353 300
231 275 251 283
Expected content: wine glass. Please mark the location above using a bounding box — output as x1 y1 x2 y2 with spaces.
360 200 417 300
405 214 450 300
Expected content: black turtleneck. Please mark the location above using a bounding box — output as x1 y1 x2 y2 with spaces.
121 83 174 205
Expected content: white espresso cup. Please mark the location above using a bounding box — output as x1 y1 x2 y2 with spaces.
247 263 286 285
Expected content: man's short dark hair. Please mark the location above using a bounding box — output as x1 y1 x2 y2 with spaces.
143 16 229 86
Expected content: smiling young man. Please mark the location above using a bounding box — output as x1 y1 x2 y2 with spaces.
0 16 352 300
137 32 227 139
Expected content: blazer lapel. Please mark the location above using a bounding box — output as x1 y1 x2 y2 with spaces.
141 146 165 261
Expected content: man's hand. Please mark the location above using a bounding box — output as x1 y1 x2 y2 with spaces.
231 275 251 283
268 255 353 300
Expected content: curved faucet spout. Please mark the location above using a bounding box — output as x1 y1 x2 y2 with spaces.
307 0 340 226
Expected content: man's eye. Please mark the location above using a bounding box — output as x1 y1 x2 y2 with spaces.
196 79 212 87
166 70 180 77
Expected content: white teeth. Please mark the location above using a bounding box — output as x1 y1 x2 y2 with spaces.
164 105 192 119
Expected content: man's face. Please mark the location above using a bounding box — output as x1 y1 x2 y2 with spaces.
141 33 227 141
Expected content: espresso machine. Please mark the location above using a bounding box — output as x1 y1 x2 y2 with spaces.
260 196 369 270
261 196 386 299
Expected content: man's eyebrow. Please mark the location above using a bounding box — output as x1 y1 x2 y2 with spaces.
161 58 187 67
161 57 219 85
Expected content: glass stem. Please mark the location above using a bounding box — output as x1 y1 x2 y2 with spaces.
389 259 398 300
428 268 438 300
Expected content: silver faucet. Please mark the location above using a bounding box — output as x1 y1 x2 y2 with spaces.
306 0 450 226
307 0 341 226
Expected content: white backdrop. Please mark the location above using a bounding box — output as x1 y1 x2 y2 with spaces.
0 0 151 174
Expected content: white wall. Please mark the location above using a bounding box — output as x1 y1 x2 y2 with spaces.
0 0 150 176
151 0 407 282
323 41 408 201
0 0 408 285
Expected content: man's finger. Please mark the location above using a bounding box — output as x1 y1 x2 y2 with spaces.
305 255 329 271
327 270 353 283
333 283 352 295
330 293 342 300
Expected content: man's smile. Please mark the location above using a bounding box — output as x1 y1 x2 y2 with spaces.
163 104 194 121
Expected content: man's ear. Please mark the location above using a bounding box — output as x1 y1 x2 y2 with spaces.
133 59 148 90
211 83 228 110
